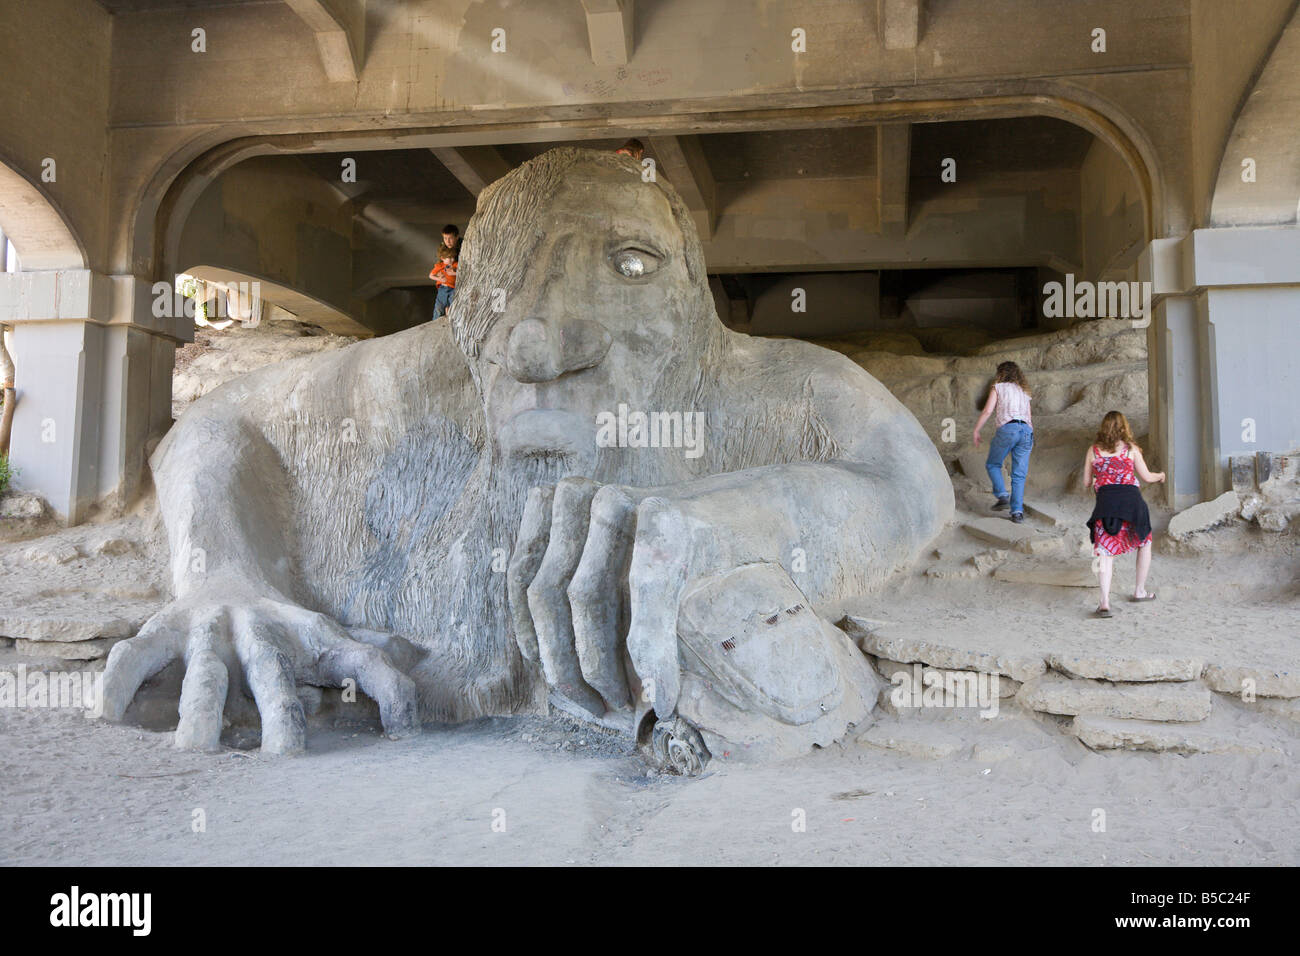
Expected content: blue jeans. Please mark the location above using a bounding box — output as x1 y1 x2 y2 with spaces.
434 284 455 317
986 421 1034 514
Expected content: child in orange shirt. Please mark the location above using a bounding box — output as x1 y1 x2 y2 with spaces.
429 244 458 318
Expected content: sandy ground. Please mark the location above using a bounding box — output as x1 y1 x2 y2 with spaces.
1 691 1294 867
1 504 1295 867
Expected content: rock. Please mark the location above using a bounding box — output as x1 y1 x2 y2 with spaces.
925 562 978 580
874 656 1020 698
1202 663 1300 699
0 635 12 648
971 549 1009 574
15 637 119 660
993 562 1096 588
23 542 81 565
962 516 1039 549
93 537 136 556
857 722 965 759
1048 653 1204 683
837 614 892 651
1017 673 1212 722
1071 714 1283 756
0 491 48 519
0 612 135 643
1016 533 1065 556
851 625 1046 683
1024 500 1071 528
1167 491 1240 540
1256 510 1288 532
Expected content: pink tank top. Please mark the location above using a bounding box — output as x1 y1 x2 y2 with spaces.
994 382 1032 428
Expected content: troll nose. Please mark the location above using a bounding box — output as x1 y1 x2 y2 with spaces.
504 317 612 383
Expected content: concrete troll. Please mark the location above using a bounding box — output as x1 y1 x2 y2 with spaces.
102 148 954 771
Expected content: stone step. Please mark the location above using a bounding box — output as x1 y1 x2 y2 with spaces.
1202 662 1300 699
15 637 119 660
1024 500 1075 528
1017 673 1212 722
961 516 1042 550
1048 652 1204 683
857 720 965 760
874 656 1020 699
841 619 1047 683
1071 712 1285 756
0 612 139 643
993 562 1097 588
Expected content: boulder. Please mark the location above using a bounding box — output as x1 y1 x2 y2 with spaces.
1167 491 1240 540
1017 673 1212 722
0 491 47 519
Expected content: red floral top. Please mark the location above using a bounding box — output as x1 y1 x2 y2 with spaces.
1092 444 1139 488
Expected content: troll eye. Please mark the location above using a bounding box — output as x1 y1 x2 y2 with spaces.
611 247 660 279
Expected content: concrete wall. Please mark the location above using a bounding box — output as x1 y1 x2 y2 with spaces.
1188 0 1296 227
1081 138 1145 280
0 0 111 270
177 157 362 327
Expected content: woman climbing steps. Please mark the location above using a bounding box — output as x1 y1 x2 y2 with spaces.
1083 410 1165 618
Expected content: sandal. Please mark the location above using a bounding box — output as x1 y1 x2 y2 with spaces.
1130 593 1157 603
1095 607 1112 618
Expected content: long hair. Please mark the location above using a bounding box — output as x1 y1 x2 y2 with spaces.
1095 410 1137 453
995 360 1031 396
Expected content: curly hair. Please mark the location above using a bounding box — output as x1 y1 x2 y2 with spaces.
995 360 1031 396
1095 410 1138 453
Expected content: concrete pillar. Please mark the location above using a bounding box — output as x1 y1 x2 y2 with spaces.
0 270 189 523
1142 226 1300 506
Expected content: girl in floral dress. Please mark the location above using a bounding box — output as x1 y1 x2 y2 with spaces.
1083 411 1166 618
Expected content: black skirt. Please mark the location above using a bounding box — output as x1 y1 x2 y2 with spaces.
1086 483 1152 545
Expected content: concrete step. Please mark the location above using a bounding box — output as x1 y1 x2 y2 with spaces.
841 617 1047 683
1017 673 1213 722
0 612 139 643
1071 710 1287 755
1048 651 1204 683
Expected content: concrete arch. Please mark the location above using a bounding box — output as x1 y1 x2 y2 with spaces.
0 152 88 270
1209 2 1300 227
127 83 1163 286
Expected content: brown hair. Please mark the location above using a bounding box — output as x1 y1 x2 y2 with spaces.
995 361 1031 396
1095 410 1137 454
437 243 456 260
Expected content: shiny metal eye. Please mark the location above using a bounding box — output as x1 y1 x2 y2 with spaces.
614 250 646 278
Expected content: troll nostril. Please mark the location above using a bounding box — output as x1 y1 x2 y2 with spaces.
505 317 611 383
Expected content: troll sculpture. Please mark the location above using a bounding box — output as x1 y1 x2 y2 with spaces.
103 148 954 771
